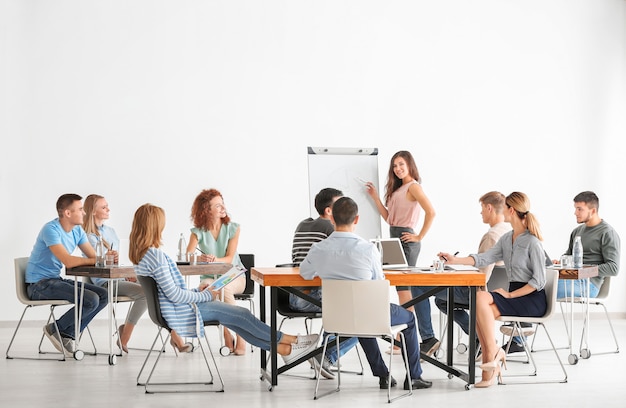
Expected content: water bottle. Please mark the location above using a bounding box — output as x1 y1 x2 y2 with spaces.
375 236 383 265
177 233 187 262
95 236 105 267
573 235 583 268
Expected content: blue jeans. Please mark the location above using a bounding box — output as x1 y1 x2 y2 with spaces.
409 286 439 340
434 286 472 336
358 303 423 380
197 301 284 351
557 279 599 299
289 288 359 364
27 277 108 339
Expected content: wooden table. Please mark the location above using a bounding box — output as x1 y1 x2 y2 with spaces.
251 266 486 390
552 265 599 365
67 262 232 364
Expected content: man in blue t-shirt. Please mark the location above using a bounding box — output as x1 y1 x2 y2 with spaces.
26 193 108 356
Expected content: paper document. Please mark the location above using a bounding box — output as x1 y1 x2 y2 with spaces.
207 265 246 291
446 264 479 271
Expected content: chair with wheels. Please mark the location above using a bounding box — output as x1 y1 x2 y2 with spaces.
496 268 568 384
83 276 135 356
314 279 412 403
136 275 224 393
275 263 322 334
6 257 96 361
234 253 256 353
558 275 619 358
436 266 510 357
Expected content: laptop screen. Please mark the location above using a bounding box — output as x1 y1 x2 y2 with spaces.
370 238 408 268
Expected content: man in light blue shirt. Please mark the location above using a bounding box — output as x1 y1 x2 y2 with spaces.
26 194 108 356
300 197 432 391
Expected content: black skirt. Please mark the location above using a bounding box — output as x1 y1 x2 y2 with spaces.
492 281 547 317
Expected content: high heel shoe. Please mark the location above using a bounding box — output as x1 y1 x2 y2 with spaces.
117 325 128 353
480 348 507 371
475 366 502 388
170 338 194 353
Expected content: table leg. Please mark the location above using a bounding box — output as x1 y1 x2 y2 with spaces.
446 287 454 366
270 286 278 388
468 286 476 386
567 280 578 364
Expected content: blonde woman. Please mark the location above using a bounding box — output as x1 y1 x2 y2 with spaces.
129 203 318 363
82 194 190 352
438 192 547 388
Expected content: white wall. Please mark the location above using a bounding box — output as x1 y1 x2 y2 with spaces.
1 0 625 322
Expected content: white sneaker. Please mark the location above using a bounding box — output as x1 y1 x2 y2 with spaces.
282 334 320 365
296 333 319 346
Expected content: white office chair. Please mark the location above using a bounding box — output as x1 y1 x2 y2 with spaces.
6 257 96 361
558 276 619 358
497 268 568 384
314 279 412 403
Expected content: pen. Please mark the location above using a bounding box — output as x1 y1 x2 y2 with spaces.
441 251 459 262
196 246 206 255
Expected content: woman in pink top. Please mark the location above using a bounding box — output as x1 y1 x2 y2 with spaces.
365 150 436 353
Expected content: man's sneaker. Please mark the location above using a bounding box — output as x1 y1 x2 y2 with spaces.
61 336 76 356
502 341 526 354
282 334 319 365
500 323 535 337
420 337 441 357
313 353 335 379
43 323 63 354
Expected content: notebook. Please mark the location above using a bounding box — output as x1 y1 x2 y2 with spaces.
370 238 409 269
207 265 246 291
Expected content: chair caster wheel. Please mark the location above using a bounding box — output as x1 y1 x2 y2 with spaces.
580 349 591 359
457 343 468 354
108 354 117 365
568 353 578 365
220 346 231 356
73 350 85 361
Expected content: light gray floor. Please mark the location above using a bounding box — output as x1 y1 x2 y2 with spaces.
1 313 625 407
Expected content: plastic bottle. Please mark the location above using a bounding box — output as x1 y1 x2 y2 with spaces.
573 235 583 268
95 236 105 267
177 233 187 262
375 236 383 265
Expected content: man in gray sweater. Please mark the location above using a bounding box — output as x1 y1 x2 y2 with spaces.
556 191 621 298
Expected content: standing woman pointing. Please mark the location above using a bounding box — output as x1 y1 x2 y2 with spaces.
365 150 437 354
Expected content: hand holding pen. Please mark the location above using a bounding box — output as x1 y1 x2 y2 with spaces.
197 247 216 263
438 251 459 263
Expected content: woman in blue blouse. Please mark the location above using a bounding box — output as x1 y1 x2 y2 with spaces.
438 192 547 388
129 203 318 364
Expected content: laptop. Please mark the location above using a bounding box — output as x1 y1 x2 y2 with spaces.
370 238 410 270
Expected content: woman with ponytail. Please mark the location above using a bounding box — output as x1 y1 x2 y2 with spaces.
437 192 547 388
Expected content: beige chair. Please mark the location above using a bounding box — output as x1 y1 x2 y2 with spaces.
558 276 619 359
496 268 567 384
6 257 95 361
136 275 224 393
314 279 412 403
